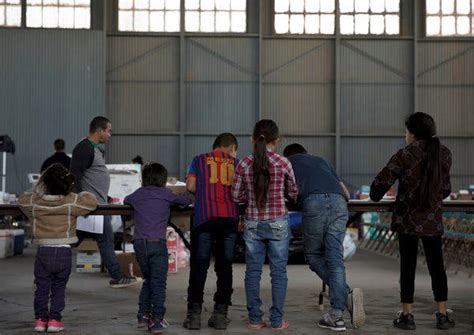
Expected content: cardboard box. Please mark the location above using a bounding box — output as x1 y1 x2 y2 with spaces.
458 190 472 200
76 240 101 273
116 251 143 278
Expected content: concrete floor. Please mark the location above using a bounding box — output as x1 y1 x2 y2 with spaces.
0 247 472 335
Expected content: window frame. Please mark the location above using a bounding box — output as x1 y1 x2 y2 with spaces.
424 0 474 37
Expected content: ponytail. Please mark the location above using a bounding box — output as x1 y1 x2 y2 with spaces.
252 120 280 210
253 135 270 209
420 136 441 208
405 112 442 209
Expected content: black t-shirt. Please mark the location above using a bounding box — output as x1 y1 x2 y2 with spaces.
40 152 72 172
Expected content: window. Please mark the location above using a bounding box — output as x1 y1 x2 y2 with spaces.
26 0 91 29
0 0 21 27
426 0 474 36
118 0 180 32
274 0 336 34
339 0 400 35
185 0 246 33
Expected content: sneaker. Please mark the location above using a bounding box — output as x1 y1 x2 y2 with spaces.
248 320 267 330
149 319 169 334
346 288 366 328
137 312 153 328
393 312 416 330
436 312 455 330
318 313 346 332
46 320 64 333
109 276 141 288
34 319 47 332
271 320 289 330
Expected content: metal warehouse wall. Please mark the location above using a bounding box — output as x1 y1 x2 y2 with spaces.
0 29 105 195
1 0 472 194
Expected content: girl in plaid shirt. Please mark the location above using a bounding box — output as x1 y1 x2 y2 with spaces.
232 119 298 330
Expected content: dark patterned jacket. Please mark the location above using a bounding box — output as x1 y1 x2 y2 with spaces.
370 140 452 236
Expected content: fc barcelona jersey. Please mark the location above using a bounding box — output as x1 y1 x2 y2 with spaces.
187 149 239 226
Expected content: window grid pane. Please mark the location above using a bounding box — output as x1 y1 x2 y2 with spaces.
0 0 21 27
118 0 180 32
26 0 90 29
184 0 246 33
274 0 336 35
426 0 474 36
339 0 401 35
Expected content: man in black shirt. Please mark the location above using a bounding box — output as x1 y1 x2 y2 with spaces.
40 139 71 172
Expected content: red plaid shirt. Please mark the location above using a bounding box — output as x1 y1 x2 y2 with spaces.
232 151 298 221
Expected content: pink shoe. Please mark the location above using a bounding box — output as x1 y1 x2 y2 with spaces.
271 320 289 331
46 320 64 333
34 319 47 332
248 320 267 330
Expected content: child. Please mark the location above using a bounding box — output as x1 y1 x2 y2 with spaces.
283 143 365 332
18 163 98 333
183 133 240 330
124 162 192 334
232 119 298 330
370 113 454 330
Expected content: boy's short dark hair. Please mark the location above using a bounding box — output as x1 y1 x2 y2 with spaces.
54 139 65 151
142 162 168 187
283 143 308 157
89 116 111 133
212 133 238 150
40 163 74 195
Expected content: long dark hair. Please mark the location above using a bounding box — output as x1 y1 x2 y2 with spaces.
405 112 441 208
252 119 280 210
39 163 74 196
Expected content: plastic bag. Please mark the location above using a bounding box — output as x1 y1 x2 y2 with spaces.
343 233 357 260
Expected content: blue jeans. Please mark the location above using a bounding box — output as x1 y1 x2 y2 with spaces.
187 218 238 305
302 193 348 318
244 215 290 328
133 239 168 321
77 215 123 280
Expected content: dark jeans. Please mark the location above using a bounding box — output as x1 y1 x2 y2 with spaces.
398 233 448 304
34 247 72 321
187 218 238 305
134 239 168 320
77 215 123 280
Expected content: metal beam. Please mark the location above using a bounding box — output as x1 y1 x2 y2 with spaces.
262 41 328 78
335 0 341 175
179 0 186 180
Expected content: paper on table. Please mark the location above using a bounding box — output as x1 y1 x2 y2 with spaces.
77 215 104 234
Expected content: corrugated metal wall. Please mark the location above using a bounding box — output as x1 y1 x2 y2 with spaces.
0 30 104 194
1 0 473 194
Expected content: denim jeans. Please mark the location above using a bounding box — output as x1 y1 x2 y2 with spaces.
302 193 348 318
34 246 72 321
77 215 123 280
244 215 290 328
187 218 238 305
133 239 168 321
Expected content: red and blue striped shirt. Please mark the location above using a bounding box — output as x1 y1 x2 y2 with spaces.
187 149 239 226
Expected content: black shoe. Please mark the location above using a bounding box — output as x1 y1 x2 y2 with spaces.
208 304 229 330
436 312 455 330
109 276 141 288
393 312 416 330
183 303 202 330
318 313 346 332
